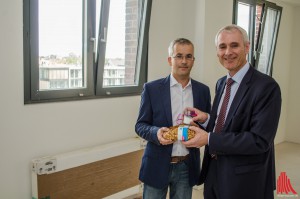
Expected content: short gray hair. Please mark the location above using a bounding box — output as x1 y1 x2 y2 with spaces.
168 38 194 56
215 24 249 46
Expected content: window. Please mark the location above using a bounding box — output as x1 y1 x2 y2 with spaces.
233 0 282 76
23 0 152 103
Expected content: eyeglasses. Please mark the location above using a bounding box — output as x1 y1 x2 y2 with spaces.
172 54 195 61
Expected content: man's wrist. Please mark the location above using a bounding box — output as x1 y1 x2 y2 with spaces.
200 113 208 123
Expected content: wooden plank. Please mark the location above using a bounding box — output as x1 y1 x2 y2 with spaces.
37 150 144 199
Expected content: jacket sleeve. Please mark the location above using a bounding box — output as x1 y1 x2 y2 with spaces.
135 83 160 145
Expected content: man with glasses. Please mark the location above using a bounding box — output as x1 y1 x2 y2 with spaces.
135 38 211 198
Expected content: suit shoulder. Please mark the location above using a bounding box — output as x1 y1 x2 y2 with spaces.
191 79 209 90
143 77 169 92
216 76 227 85
215 76 227 90
252 70 280 88
248 70 281 98
144 77 168 86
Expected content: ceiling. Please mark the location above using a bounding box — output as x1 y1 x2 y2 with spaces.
279 0 300 6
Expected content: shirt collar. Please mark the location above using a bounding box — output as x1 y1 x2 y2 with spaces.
170 74 191 88
227 62 250 84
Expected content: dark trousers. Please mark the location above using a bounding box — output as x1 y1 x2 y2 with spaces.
204 159 219 199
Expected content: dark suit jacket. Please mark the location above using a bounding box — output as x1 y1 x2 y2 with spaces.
135 75 211 189
200 66 281 199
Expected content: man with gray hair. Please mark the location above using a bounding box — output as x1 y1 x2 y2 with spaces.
183 25 281 199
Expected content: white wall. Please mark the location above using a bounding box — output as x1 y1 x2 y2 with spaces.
148 0 197 80
270 0 294 144
269 0 300 144
192 0 231 88
0 0 298 198
285 5 300 143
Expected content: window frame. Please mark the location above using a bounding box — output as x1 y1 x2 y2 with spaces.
23 0 152 104
95 0 150 96
233 0 282 76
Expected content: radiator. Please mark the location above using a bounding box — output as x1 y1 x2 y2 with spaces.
32 138 146 199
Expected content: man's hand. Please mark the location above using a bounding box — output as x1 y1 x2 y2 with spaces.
184 107 208 125
182 126 208 148
157 127 174 145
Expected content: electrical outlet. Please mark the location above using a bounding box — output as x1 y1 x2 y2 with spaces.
139 183 144 193
139 138 147 149
32 157 57 175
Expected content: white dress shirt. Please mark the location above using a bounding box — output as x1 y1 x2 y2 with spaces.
209 63 250 144
170 74 193 157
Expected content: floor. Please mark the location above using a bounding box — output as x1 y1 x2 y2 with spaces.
126 142 300 199
191 141 300 199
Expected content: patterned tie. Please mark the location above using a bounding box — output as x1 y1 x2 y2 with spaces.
214 78 234 133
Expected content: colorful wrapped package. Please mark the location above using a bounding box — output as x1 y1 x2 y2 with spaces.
163 125 195 141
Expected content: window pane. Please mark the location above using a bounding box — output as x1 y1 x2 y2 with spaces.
24 0 151 102
254 4 263 53
95 0 102 58
257 8 280 75
39 0 84 91
237 2 250 33
102 0 139 87
236 2 252 62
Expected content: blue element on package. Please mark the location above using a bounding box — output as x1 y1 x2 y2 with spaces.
182 126 188 141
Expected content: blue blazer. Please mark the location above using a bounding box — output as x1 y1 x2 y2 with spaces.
200 66 282 199
135 75 211 189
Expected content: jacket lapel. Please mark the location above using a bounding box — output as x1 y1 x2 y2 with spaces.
208 77 227 131
192 80 200 109
160 75 173 127
223 66 254 130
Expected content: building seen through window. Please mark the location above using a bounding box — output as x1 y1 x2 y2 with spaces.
23 0 152 103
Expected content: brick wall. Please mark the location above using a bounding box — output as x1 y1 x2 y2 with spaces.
125 0 138 85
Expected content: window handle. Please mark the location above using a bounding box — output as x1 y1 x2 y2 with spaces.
90 37 97 63
90 37 96 53
254 45 264 60
101 27 107 42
